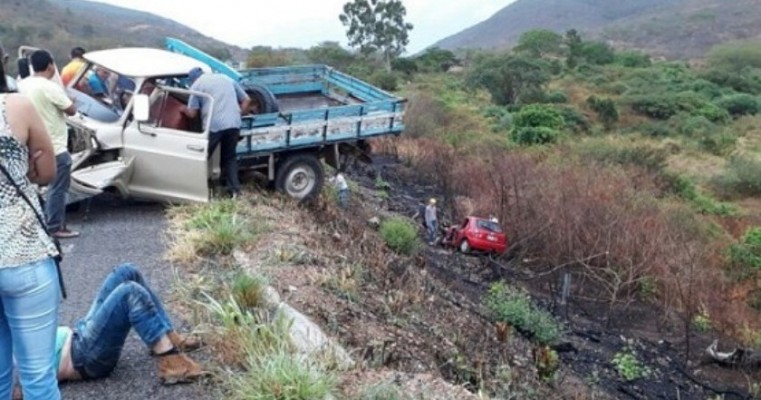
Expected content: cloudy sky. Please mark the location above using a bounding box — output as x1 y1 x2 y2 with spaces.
89 0 512 53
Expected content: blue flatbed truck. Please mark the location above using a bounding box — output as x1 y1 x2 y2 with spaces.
166 38 406 199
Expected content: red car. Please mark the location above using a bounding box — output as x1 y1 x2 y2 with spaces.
442 216 508 254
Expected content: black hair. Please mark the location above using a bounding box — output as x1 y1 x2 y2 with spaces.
30 49 54 73
0 43 8 93
71 47 86 59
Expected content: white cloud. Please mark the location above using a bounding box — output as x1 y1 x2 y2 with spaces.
88 0 511 53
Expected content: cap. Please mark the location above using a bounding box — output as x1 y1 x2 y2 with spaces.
188 67 204 82
429 198 437 205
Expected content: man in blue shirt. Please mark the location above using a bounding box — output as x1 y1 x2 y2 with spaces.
182 67 250 196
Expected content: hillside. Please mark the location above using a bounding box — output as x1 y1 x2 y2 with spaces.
0 0 243 70
431 0 761 59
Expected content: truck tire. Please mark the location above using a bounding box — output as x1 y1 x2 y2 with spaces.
243 83 279 114
275 153 324 200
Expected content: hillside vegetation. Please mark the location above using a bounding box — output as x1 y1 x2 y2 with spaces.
431 0 761 59
0 0 240 71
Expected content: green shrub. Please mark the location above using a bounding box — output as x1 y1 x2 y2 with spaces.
369 71 399 91
626 92 729 123
639 121 672 137
715 94 760 117
512 104 564 130
612 347 651 381
512 126 562 145
586 96 619 129
697 131 737 156
676 115 717 137
728 228 761 280
576 141 668 172
615 51 652 68
713 156 761 198
185 200 257 256
604 82 629 95
557 106 590 133
546 91 568 103
664 174 735 215
229 351 336 400
232 273 269 310
484 282 562 345
379 218 420 255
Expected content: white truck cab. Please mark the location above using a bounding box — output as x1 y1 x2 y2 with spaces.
63 48 216 204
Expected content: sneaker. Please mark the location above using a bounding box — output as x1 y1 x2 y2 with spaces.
167 331 202 352
158 353 205 385
52 229 80 239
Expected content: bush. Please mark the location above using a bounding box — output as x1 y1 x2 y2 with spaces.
557 106 590 133
664 174 735 215
229 351 336 400
697 131 737 156
512 104 564 130
713 156 761 198
484 282 562 345
576 141 668 172
369 71 399 91
612 347 651 382
379 217 420 255
639 121 672 137
627 92 730 123
729 228 761 280
714 94 760 117
512 126 562 145
586 96 619 129
616 51 652 68
546 91 568 103
676 115 717 137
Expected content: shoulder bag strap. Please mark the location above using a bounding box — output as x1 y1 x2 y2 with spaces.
0 162 67 298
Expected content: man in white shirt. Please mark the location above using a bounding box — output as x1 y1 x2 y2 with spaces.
331 170 349 209
18 50 79 238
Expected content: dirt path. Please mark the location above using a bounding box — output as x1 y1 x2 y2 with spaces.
353 154 759 400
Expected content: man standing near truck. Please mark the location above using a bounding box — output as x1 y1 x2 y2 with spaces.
18 50 79 239
183 67 250 197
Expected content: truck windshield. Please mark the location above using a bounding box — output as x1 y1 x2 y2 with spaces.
70 64 136 123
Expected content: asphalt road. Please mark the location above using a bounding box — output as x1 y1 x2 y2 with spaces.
57 196 215 400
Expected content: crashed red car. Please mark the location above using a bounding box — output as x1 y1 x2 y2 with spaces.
442 216 507 254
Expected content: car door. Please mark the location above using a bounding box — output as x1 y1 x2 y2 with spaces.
122 86 212 203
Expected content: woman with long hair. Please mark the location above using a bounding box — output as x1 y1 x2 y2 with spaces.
0 43 63 399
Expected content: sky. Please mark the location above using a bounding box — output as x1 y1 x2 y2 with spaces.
88 0 512 54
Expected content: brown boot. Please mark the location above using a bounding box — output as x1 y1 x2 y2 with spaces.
167 331 202 352
157 351 205 385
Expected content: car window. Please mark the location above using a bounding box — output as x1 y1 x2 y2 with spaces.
476 219 502 233
71 64 135 122
142 87 203 133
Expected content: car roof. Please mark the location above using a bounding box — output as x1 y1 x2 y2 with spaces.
84 48 210 78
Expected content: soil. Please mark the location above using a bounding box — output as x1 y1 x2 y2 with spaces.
241 153 759 399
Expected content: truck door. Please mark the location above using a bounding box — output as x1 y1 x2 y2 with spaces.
122 86 213 203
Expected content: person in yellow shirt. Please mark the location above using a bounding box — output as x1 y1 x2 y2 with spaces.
60 47 86 87
17 50 79 239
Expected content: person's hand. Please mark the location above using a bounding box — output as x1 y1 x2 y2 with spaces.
26 149 43 180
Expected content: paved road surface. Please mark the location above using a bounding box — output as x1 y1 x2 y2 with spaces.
57 196 215 399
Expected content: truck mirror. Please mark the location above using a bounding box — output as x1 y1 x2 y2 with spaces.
133 94 150 122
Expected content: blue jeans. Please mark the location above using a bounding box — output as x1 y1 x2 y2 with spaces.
71 264 172 379
46 152 72 233
426 220 438 243
208 128 241 195
0 257 61 400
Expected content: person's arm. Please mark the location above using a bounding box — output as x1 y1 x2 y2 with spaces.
48 83 76 116
6 95 57 184
183 92 201 119
233 81 251 114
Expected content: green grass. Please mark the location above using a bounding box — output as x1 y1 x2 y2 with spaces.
379 217 420 256
229 351 336 400
484 282 562 345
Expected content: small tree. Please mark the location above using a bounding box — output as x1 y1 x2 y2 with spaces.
587 95 619 129
339 0 414 71
565 29 583 68
466 53 551 105
415 47 458 73
515 29 563 58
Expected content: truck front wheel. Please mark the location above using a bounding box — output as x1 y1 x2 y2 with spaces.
275 154 324 200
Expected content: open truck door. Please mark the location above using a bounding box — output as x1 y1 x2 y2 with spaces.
122 86 212 203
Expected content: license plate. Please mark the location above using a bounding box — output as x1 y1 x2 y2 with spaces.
487 235 496 242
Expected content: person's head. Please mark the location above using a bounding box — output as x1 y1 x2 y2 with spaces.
95 67 110 80
188 67 204 83
429 198 437 206
30 49 55 79
70 47 86 60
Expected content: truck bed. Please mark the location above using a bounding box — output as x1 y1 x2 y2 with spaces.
237 65 405 156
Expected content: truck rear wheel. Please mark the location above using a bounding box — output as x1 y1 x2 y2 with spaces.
275 153 324 200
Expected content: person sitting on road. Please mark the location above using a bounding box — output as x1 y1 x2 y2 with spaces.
13 263 204 398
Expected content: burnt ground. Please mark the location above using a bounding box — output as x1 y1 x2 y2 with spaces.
343 154 761 400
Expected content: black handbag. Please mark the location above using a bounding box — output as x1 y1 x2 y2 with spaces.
0 162 67 298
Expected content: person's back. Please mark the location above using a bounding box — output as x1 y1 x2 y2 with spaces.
190 73 243 132
60 47 86 87
17 77 69 155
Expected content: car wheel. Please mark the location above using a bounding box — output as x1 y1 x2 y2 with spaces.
275 153 324 200
459 240 471 254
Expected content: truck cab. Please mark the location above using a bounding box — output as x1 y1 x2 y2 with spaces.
65 48 215 204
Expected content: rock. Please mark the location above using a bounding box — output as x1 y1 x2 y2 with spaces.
368 216 381 228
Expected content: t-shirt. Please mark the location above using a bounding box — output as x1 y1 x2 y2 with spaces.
88 73 108 97
54 327 71 371
17 76 73 155
188 73 248 133
61 59 86 86
425 205 437 224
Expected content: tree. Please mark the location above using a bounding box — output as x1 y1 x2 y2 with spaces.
466 53 551 105
307 41 356 71
247 46 292 68
339 0 414 71
579 41 615 65
565 29 583 68
415 47 458 73
515 29 563 58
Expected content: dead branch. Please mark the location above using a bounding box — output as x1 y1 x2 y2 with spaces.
705 340 761 370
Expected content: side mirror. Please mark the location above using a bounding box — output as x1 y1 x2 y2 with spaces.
133 94 150 122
